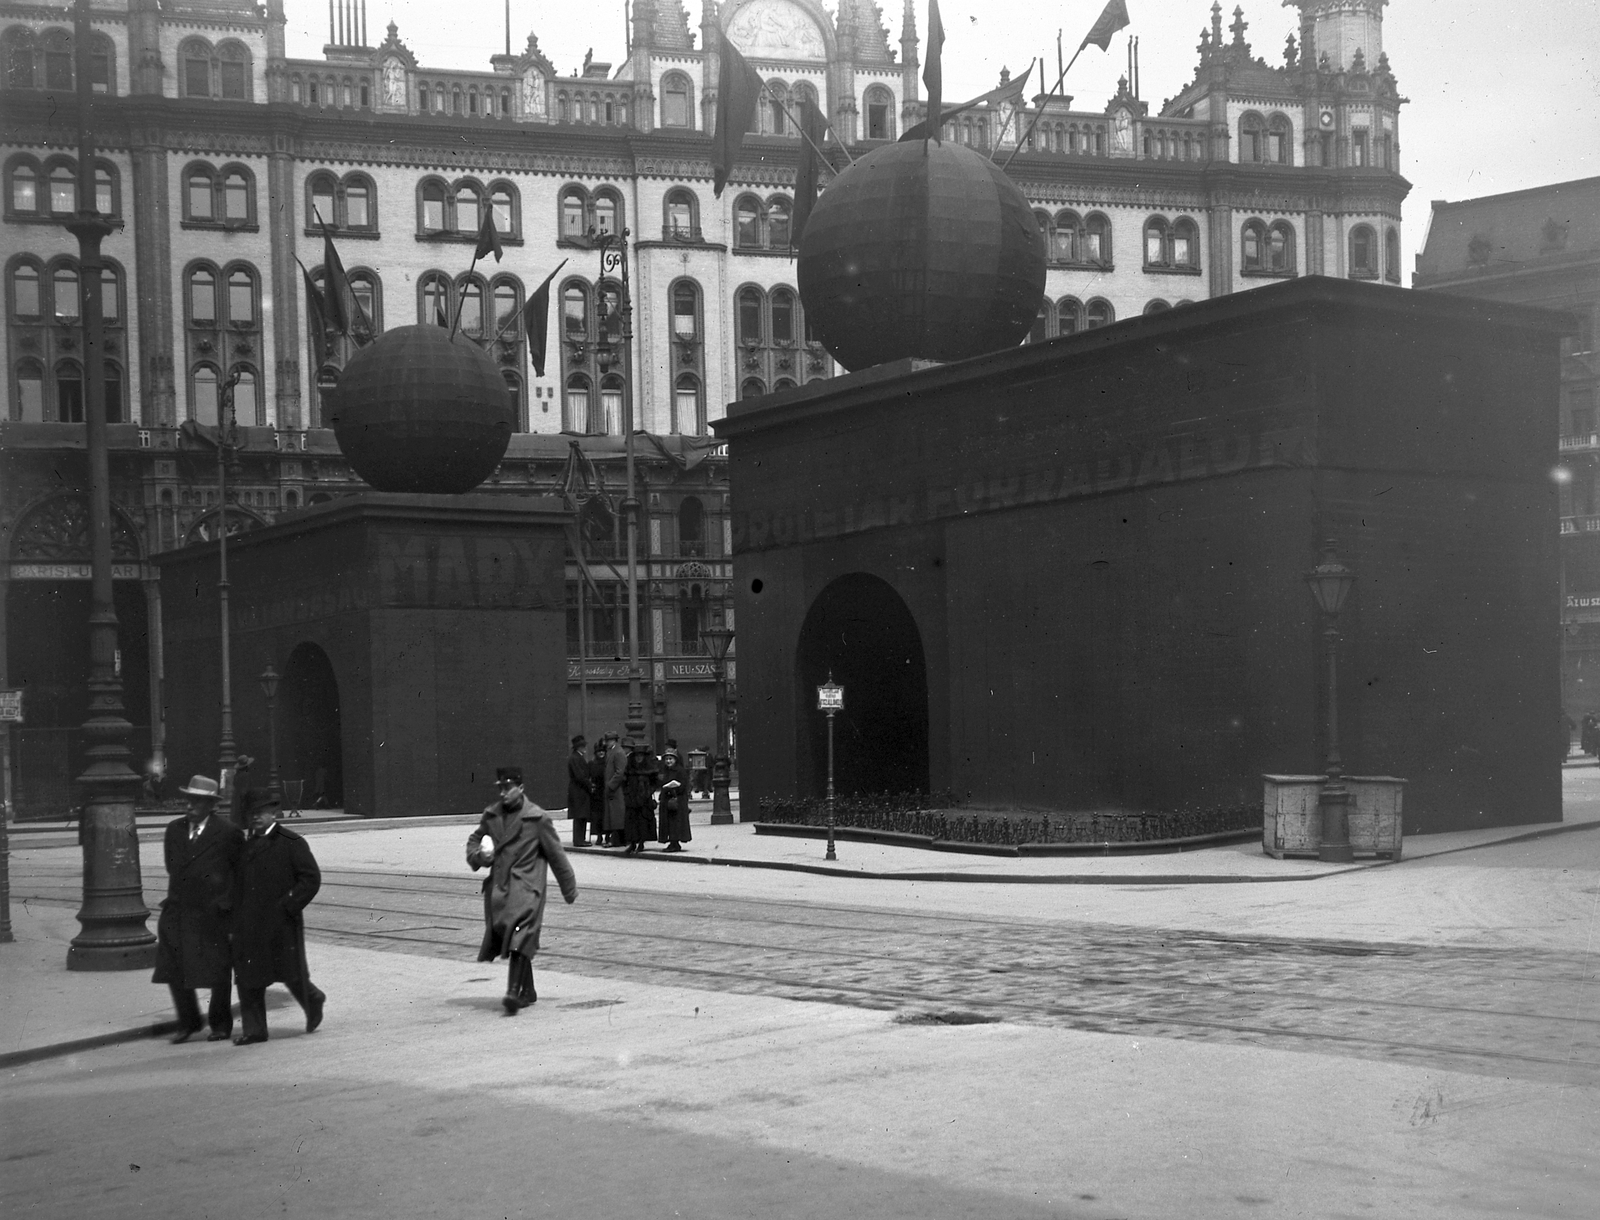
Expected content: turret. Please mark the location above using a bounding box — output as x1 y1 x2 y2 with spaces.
1285 0 1385 73
900 0 919 105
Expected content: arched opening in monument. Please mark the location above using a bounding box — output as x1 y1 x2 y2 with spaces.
281 642 343 809
795 573 929 798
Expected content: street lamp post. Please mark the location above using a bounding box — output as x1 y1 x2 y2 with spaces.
215 371 244 824
1306 541 1356 865
701 623 735 824
66 0 155 970
817 675 844 862
591 228 646 749
258 664 281 803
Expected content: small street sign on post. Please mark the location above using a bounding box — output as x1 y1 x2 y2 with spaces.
0 690 22 722
816 676 843 861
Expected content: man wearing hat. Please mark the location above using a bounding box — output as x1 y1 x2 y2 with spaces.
467 766 578 1013
601 731 628 847
152 774 244 1043
231 788 325 1045
566 734 595 847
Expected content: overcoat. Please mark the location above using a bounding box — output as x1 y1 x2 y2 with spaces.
152 815 243 989
566 749 594 821
232 824 321 990
602 741 628 832
657 755 692 843
623 748 661 845
468 798 578 960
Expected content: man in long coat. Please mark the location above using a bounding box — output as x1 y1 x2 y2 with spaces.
622 738 661 854
602 731 628 847
152 774 243 1043
467 766 578 1014
231 788 325 1045
567 734 594 846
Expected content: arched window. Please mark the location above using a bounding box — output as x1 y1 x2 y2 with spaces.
771 287 796 343
188 265 217 324
13 357 45 421
664 188 698 240
671 280 700 340
187 363 220 424
661 72 693 128
560 186 587 239
1033 210 1054 259
492 278 521 337
1084 213 1112 265
564 373 591 433
673 374 703 436
562 280 589 337
51 262 78 320
765 79 789 134
1144 299 1171 315
102 360 122 422
593 189 621 237
55 358 83 421
1268 222 1296 274
1267 113 1292 164
794 81 818 111
180 37 213 97
226 266 256 325
8 159 39 215
345 175 373 228
735 195 762 248
3 27 37 90
10 261 41 317
768 196 792 250
741 377 766 399
93 162 117 216
1027 299 1052 344
419 272 452 326
1085 298 1114 329
737 287 763 343
455 276 484 337
231 365 261 425
1384 226 1401 283
349 270 381 333
1171 217 1200 269
453 181 481 233
218 41 249 99
420 179 447 233
599 375 623 436
1052 210 1079 263
863 85 895 140
222 167 251 223
679 496 705 554
186 164 216 221
1241 219 1267 273
1349 225 1378 278
48 162 75 214
488 181 515 237
1057 296 1084 336
1239 110 1266 163
1144 217 1170 267
180 38 251 100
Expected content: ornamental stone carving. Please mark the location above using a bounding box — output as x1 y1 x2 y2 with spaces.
10 494 141 562
521 68 547 120
382 57 407 107
727 0 827 60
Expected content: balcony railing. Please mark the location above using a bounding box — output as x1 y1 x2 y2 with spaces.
677 538 705 558
1561 515 1600 535
1560 433 1599 453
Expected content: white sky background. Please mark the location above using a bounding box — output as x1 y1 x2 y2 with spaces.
286 0 1600 274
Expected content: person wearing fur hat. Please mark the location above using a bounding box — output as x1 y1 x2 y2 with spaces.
467 767 578 1013
230 788 326 1045
152 774 244 1043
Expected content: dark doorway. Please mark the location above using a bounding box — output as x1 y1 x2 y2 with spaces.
795 573 929 797
281 642 343 808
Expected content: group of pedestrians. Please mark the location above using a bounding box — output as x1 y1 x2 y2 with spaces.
153 774 325 1046
566 732 694 854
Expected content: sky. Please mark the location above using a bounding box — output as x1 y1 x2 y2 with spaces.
286 0 1600 275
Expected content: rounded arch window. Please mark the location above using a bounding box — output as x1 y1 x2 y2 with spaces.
1028 299 1051 344
661 73 692 129
1084 214 1111 264
222 168 251 222
599 375 623 435
14 357 45 421
1086 298 1115 329
593 191 620 237
1144 216 1169 266
226 267 255 325
672 280 700 340
864 85 895 140
665 188 697 238
1384 226 1401 282
1241 219 1266 271
735 196 761 248
492 279 521 336
344 175 373 229
1057 297 1084 336
52 264 79 320
54 358 84 421
456 277 485 337
1144 299 1171 315
562 281 589 337
11 261 42 317
673 374 703 435
453 182 480 233
737 287 763 342
770 287 796 343
188 265 217 323
768 197 792 249
418 272 451 327
564 373 592 433
1268 222 1295 273
1350 225 1378 278
186 164 215 220
1052 210 1079 262
48 162 75 214
488 181 515 235
191 363 221 424
9 160 39 214
231 365 260 425
420 180 447 232
560 187 587 239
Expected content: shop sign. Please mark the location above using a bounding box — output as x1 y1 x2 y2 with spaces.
10 562 142 580
0 689 22 722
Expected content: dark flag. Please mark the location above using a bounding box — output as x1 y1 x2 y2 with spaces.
317 217 371 342
900 61 1033 143
1080 0 1131 51
299 261 329 374
522 259 568 377
475 207 504 263
711 31 765 197
435 297 449 328
923 0 945 142
792 98 830 248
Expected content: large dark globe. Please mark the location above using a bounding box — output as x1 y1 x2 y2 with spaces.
328 324 514 494
797 140 1046 372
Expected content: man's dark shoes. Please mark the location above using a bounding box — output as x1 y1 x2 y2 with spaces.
206 1030 232 1042
306 991 326 1033
519 980 537 1006
232 1034 268 1046
170 1024 203 1045
502 992 525 1015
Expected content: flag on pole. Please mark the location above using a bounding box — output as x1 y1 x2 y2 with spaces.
923 0 946 142
317 217 371 342
475 207 504 262
1080 0 1130 51
299 260 329 374
435 297 449 328
522 259 568 377
900 62 1033 143
711 31 765 197
792 98 830 248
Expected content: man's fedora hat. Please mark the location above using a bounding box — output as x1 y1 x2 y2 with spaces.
178 774 221 799
241 788 281 818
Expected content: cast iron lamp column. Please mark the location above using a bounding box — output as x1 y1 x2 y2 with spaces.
701 623 735 824
259 664 281 802
591 228 645 748
1306 542 1356 864
817 675 843 862
66 0 155 969
215 370 244 823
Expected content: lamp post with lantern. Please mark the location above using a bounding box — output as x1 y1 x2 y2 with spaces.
214 369 245 822
701 621 735 824
816 675 844 861
258 664 282 804
1305 540 1356 864
589 226 646 749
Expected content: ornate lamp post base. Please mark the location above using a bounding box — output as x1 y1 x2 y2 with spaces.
710 755 733 824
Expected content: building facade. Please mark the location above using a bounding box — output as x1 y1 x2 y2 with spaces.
1 0 1409 815
1414 177 1600 721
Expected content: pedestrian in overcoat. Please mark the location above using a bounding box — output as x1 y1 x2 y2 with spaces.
468 766 578 1014
231 788 325 1044
567 734 594 846
602 732 629 846
152 774 244 1043
590 737 608 843
657 746 691 852
622 738 660 854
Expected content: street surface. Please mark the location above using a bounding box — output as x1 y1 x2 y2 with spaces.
4 780 1600 1218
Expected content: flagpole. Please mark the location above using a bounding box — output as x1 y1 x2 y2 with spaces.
760 86 851 169
449 252 481 341
492 260 565 347
1002 43 1087 171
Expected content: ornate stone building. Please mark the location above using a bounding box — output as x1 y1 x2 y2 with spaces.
1 0 1409 815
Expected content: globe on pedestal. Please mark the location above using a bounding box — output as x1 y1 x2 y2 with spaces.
797 140 1047 372
328 324 514 494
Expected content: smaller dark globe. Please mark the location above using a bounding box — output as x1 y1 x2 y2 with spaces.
797 140 1046 372
328 324 514 494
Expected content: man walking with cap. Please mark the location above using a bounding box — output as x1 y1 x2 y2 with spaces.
468 767 578 1013
231 788 325 1045
152 774 243 1043
567 734 594 847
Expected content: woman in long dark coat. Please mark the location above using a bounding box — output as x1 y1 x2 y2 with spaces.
231 789 325 1044
657 747 692 852
621 740 660 855
468 766 578 1013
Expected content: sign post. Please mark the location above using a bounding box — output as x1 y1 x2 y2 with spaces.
0 688 19 943
816 675 844 861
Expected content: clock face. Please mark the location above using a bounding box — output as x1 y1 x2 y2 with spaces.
1320 110 1336 129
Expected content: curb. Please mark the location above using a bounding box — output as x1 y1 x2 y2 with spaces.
0 1018 182 1071
749 821 1263 856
